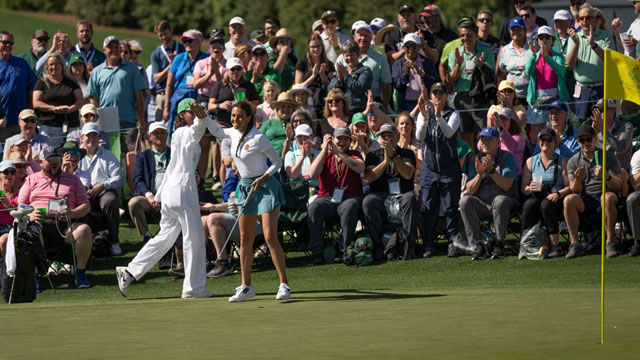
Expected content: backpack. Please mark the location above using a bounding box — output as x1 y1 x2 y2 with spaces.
1 224 46 303
344 232 374 267
383 226 415 260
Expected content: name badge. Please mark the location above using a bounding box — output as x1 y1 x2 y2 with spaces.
331 187 345 204
465 60 474 73
573 82 582 98
48 198 64 214
186 75 194 87
388 178 401 195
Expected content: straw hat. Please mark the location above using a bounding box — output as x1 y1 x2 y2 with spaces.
270 92 298 110
269 28 298 48
7 151 29 165
375 24 399 45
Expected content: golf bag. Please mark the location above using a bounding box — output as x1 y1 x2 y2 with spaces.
1 221 47 303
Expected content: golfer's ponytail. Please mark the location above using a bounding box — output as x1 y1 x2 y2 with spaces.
234 101 256 158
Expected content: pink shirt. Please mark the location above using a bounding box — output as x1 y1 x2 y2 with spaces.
193 56 226 97
18 171 89 215
0 193 18 224
535 55 557 90
255 102 276 124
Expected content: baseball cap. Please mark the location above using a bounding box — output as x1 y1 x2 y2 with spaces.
229 17 246 26
321 10 337 20
210 28 225 40
537 127 556 140
226 57 243 70
538 26 553 37
68 54 86 67
103 35 120 48
577 124 596 138
548 100 568 113
351 20 372 34
7 134 28 148
148 121 168 135
403 33 421 46
80 103 98 117
592 98 617 111
312 19 323 32
180 30 202 42
291 108 312 122
32 29 49 40
81 122 100 136
379 123 398 134
497 107 516 121
398 5 415 14
250 30 266 40
421 5 440 18
18 109 37 121
333 126 351 138
498 80 516 92
252 44 266 53
458 16 475 26
58 141 86 158
509 17 526 29
129 40 143 52
41 146 59 160
294 124 313 137
553 10 572 21
0 160 16 173
351 112 367 125
177 98 196 114
370 18 387 31
479 127 500 139
431 82 447 93
289 83 313 97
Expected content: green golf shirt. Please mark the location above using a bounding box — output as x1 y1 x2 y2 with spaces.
566 28 613 84
447 42 495 93
18 50 41 78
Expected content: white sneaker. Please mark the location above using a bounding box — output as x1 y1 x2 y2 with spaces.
276 283 290 300
115 266 133 297
111 243 122 256
182 291 214 299
229 285 255 302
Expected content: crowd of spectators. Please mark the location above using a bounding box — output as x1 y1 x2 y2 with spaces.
2 1 640 289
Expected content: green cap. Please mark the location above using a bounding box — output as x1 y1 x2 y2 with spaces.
351 112 367 125
68 54 86 66
58 141 86 158
250 29 265 40
177 98 196 114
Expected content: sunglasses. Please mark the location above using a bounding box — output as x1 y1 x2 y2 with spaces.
367 112 376 116
0 40 14 46
211 42 224 49
323 19 338 25
133 50 141 55
578 136 593 144
570 0 584 5
183 39 195 44
539 136 554 143
328 99 343 104
538 35 552 40
404 43 418 49
230 67 243 72
478 18 493 24
2 169 16 175
521 13 532 19
277 39 291 45
252 51 267 57
579 16 593 22
36 37 49 42
21 118 37 124
65 150 83 157
83 113 96 118
121 50 130 55
46 156 61 163
501 89 515 93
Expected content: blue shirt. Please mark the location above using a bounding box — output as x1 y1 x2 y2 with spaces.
468 149 518 201
0 56 37 125
150 41 185 93
79 147 124 190
168 51 209 90
87 59 147 124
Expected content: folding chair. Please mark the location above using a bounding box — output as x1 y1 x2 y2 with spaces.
278 181 310 256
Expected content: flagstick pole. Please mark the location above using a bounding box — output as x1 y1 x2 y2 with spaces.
601 50 608 346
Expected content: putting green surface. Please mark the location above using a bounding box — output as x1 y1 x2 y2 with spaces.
2 252 639 359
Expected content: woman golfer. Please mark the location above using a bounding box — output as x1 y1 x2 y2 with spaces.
193 100 290 302
116 98 213 299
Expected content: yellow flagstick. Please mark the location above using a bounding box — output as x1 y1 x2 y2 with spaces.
601 50 609 346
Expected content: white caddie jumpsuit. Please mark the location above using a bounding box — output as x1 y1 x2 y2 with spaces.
126 115 209 297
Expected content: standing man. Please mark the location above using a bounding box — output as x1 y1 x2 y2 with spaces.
87 36 147 152
565 4 613 123
552 10 576 111
476 10 500 59
0 30 38 141
71 20 106 71
320 10 352 63
150 20 185 125
337 22 392 111
519 5 541 45
264 18 281 55
384 5 438 65
18 29 49 77
421 5 458 61
224 17 254 60
500 0 547 46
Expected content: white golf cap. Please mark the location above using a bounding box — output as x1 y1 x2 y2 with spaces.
294 124 313 137
81 122 100 136
538 26 554 37
351 20 371 34
553 10 572 21
402 33 421 46
229 17 246 26
370 18 387 29
252 44 266 53
226 57 243 70
148 121 168 135
103 35 119 48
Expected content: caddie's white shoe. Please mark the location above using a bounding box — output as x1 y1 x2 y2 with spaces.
116 266 132 297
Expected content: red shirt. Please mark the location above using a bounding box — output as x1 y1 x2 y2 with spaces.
318 150 363 198
18 171 89 214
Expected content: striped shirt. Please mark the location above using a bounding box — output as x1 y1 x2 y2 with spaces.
18 171 89 212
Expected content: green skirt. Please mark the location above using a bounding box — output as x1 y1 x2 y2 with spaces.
235 176 285 216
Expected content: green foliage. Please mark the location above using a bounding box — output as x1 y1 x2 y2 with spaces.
0 0 65 12
64 0 137 28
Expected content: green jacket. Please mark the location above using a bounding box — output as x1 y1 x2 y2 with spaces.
524 49 569 106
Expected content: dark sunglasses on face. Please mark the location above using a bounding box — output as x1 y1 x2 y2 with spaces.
323 19 338 25
521 13 532 19
579 16 593 22
478 18 492 24
578 136 593 144
0 40 14 46
133 50 141 55
211 42 224 49
230 67 243 72
328 99 342 104
501 89 515 94
65 150 83 157
538 35 552 40
121 50 130 55
183 39 194 44
367 112 376 117
21 118 37 124
253 51 267 57
539 136 554 143
36 37 49 42
277 39 291 45
404 43 418 49
46 156 61 163
83 113 96 118
570 0 584 6
2 169 16 175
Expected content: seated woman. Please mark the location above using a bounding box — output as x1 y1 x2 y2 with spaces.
521 127 570 258
350 112 377 156
284 124 319 188
315 88 350 138
478 107 526 175
487 80 527 132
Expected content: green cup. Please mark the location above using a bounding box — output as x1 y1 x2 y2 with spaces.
235 91 246 101
37 208 47 222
